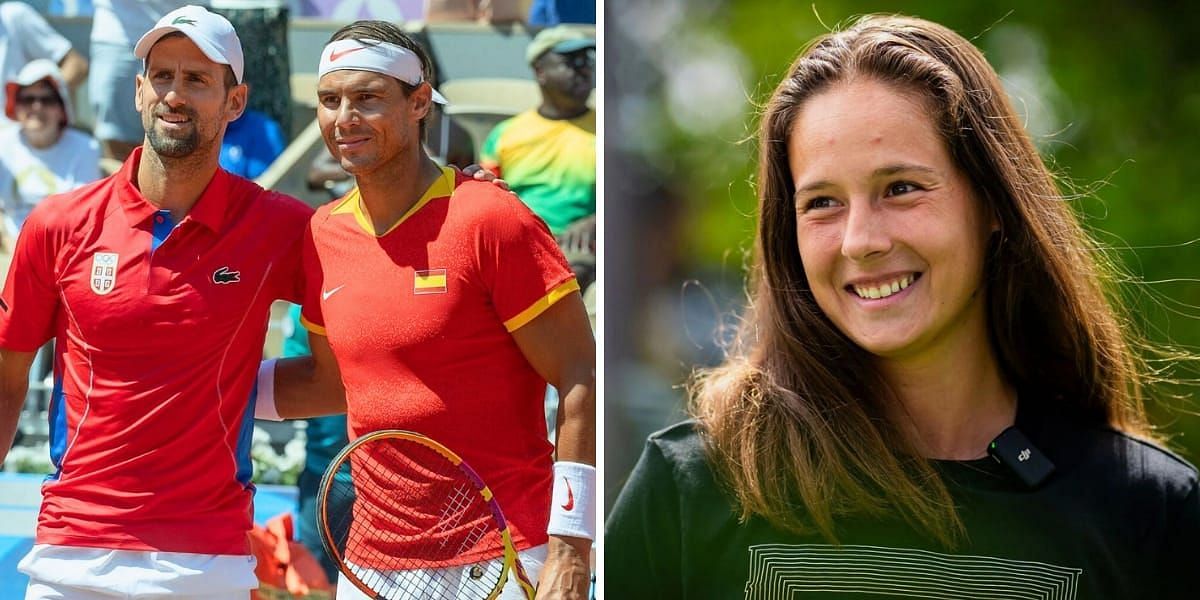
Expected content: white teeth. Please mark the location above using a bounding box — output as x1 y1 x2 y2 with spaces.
853 274 915 299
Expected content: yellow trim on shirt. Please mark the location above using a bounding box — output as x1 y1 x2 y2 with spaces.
300 313 327 337
503 279 581 332
331 167 457 237
329 192 357 215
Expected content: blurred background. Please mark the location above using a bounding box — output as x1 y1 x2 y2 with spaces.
604 0 1200 510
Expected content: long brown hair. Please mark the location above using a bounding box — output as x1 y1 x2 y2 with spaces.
691 14 1156 546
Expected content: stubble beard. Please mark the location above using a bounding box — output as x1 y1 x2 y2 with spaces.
143 108 204 159
146 124 200 158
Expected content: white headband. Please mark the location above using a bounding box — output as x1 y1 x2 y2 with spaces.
318 39 447 104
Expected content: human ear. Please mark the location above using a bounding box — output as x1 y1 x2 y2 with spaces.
225 83 248 123
134 73 146 113
411 82 433 120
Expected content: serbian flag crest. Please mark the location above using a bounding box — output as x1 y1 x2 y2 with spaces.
90 252 119 295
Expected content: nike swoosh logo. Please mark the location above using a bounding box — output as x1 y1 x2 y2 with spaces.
329 46 368 62
322 285 345 301
561 477 575 511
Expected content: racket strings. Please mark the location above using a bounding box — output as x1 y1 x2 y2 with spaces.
432 484 475 547
323 436 510 598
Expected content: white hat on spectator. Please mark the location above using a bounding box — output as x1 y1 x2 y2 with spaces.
526 26 596 66
5 59 73 126
134 5 244 84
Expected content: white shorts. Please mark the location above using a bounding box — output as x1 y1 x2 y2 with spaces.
336 543 547 600
19 544 258 599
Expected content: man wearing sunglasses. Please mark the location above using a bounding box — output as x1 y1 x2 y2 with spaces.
480 26 597 289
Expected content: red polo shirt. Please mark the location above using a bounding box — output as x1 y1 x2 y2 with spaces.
300 168 578 564
0 147 313 554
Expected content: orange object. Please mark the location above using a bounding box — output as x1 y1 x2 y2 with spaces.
249 513 334 599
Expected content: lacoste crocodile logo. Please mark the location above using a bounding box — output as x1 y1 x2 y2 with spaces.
171 16 197 26
213 266 241 284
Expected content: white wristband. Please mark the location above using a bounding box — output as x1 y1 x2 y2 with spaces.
547 461 596 540
254 359 282 421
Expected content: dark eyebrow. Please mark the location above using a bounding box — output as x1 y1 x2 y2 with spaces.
316 82 389 97
873 163 938 178
350 83 389 94
148 66 213 81
794 163 940 195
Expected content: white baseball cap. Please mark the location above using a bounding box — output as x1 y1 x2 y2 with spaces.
526 26 595 66
5 59 73 125
134 5 244 84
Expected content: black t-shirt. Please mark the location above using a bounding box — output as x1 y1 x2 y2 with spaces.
605 405 1199 599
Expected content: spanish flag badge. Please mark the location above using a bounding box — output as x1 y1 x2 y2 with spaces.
414 268 448 295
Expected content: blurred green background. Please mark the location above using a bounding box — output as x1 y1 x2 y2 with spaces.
604 0 1200 508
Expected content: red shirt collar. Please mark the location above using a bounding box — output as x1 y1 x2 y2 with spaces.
116 146 235 232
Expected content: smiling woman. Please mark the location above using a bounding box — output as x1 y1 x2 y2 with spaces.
790 80 996 368
605 14 1200 600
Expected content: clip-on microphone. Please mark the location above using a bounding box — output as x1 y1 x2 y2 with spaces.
987 426 1055 488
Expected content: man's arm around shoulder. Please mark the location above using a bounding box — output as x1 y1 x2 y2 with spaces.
258 332 347 422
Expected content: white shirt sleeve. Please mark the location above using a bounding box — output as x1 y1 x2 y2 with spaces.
4 2 74 65
69 135 103 187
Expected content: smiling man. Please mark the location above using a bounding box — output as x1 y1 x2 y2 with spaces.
258 20 597 600
0 6 313 598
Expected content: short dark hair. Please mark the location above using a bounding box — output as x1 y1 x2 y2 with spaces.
145 31 239 90
328 20 436 139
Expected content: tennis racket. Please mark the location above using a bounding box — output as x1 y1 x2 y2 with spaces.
316 429 537 600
